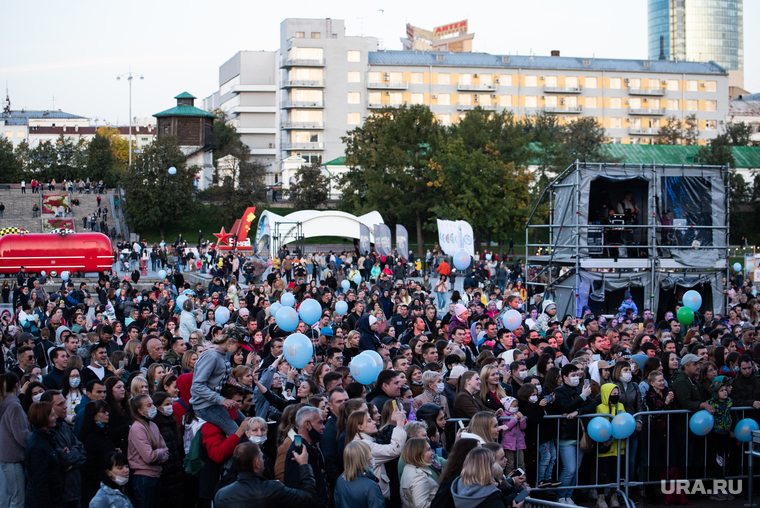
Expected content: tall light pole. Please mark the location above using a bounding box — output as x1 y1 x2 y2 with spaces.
116 69 144 167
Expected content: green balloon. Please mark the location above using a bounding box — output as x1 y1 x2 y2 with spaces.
677 307 694 326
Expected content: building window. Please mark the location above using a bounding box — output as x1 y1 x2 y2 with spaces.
459 94 471 106
411 72 424 84
705 120 717 130
498 75 512 86
586 97 597 108
410 93 424 105
667 80 679 91
293 89 323 101
438 73 451 85
437 94 450 105
585 77 598 88
686 100 698 111
311 32 321 39
5 131 11 138
289 68 323 81
347 50 361 62
545 96 557 107
291 110 323 122
686 80 698 92
524 96 537 107
368 92 381 104
545 76 558 87
704 81 717 92
705 100 717 111
389 72 402 83
629 78 641 89
566 76 579 88
609 118 622 129
609 98 622 109
17 131 25 137
480 95 492 106
480 74 493 85
368 71 381 82
609 78 622 89
347 92 360 104
629 98 642 109
667 99 680 110
500 95 512 107
459 74 472 85
438 114 451 126
524 75 538 87
295 32 305 38
347 113 361 124
389 92 402 104
347 71 360 83
291 47 323 60
649 99 661 109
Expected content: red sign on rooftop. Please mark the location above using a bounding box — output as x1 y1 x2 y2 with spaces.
433 20 468 38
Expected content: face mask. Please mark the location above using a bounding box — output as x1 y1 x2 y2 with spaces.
145 407 157 420
568 376 580 387
112 474 129 487
369 457 376 468
609 394 620 405
412 381 422 386
161 406 173 416
96 421 105 428
621 373 632 383
70 378 81 388
307 424 323 444
536 385 543 395
250 435 267 445
435 383 445 394
518 371 528 380
734 367 740 372
529 395 539 403
508 406 519 413
402 398 415 404
32 393 42 403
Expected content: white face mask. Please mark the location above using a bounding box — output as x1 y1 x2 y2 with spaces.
529 395 539 403
69 378 81 388
111 474 129 487
32 393 42 403
621 373 632 383
250 435 267 445
160 406 173 416
145 407 157 420
568 376 580 387
508 406 519 413
369 456 376 467
518 371 528 380
536 384 543 395
435 383 445 394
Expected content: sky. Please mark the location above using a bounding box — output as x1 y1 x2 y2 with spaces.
2 0 757 126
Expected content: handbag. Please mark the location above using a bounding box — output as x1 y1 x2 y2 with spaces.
579 418 596 453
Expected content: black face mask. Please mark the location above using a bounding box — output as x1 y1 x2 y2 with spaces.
609 394 620 405
307 423 323 444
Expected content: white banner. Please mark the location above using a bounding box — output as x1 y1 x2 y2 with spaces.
437 219 475 257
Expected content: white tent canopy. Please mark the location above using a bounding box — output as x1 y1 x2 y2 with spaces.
255 209 384 256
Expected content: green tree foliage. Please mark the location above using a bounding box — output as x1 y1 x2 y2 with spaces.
0 137 21 182
656 116 682 145
683 114 699 146
697 132 735 168
340 105 442 255
212 110 240 166
725 122 755 147
286 161 330 210
562 117 616 165
85 133 119 186
121 135 198 239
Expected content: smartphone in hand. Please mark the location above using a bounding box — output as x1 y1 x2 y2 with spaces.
294 434 303 453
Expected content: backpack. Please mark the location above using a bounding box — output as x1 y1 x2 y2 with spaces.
184 428 205 476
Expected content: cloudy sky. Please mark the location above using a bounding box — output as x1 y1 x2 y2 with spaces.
2 0 756 125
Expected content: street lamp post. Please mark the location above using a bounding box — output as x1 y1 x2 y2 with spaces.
116 69 144 167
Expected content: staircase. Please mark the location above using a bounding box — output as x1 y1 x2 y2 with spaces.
69 190 115 234
0 189 44 232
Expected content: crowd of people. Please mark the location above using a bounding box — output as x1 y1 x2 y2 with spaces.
0 242 758 508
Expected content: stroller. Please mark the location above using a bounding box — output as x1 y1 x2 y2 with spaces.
119 249 131 272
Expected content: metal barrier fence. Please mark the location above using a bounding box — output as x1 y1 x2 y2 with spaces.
447 406 754 498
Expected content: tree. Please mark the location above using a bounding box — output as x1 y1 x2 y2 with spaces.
121 135 198 239
286 161 330 210
683 114 699 146
697 133 735 168
725 122 754 147
96 127 129 169
212 110 240 166
656 116 682 145
87 132 119 187
561 116 616 165
0 137 21 182
211 139 269 227
340 105 443 256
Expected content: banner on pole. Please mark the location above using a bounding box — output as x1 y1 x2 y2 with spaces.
437 219 475 257
359 224 371 256
373 224 392 256
396 225 409 261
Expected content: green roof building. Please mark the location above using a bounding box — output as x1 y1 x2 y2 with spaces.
154 92 216 149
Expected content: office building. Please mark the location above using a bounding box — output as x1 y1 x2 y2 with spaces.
648 0 744 87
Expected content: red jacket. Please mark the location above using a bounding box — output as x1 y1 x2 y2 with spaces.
202 423 240 463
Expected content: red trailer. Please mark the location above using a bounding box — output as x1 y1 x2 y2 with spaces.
0 232 113 274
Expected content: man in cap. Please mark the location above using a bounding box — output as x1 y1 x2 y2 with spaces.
445 365 467 418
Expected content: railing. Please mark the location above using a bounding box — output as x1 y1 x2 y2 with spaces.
281 122 325 130
367 81 408 89
456 103 497 110
629 128 658 135
368 102 403 109
280 101 324 108
628 107 667 115
544 105 583 113
457 83 497 91
280 58 325 67
544 86 583 93
281 80 324 88
629 88 665 96
281 142 324 150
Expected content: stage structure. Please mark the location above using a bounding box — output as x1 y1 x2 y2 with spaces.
525 160 730 319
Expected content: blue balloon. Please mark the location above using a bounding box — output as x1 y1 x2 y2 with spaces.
352 273 362 285
503 309 522 331
689 410 715 436
299 298 322 326
485 253 492 260
40 271 46 277
214 306 230 325
341 279 350 290
168 166 177 175
61 271 70 281
283 333 314 369
176 295 188 312
158 269 167 279
360 350 384 373
734 262 742 272
453 250 471 271
587 417 613 442
735 418 759 442
682 290 702 312
270 302 282 315
335 301 348 315
281 293 295 308
611 412 636 440
350 354 380 384
275 306 299 332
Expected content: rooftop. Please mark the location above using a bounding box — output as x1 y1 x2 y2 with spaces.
367 51 728 75
728 99 760 117
1 109 87 126
604 144 760 168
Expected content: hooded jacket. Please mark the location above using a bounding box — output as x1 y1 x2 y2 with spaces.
357 314 380 352
190 344 231 410
0 394 30 463
596 383 626 458
173 373 193 424
335 469 385 508
451 477 505 508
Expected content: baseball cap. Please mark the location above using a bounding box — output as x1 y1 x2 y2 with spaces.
320 327 334 337
584 317 597 327
680 354 702 366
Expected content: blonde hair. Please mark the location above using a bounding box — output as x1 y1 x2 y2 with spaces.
401 437 431 468
130 376 149 398
479 364 506 403
231 365 253 384
461 448 496 486
468 411 497 443
345 330 360 349
342 440 372 482
213 331 234 345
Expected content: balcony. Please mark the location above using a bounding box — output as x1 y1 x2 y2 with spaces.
281 142 325 150
629 128 658 135
368 102 403 109
280 58 325 67
628 107 666 116
544 105 584 114
282 80 325 88
281 101 324 109
629 88 665 96
456 103 497 111
544 86 583 94
367 81 408 90
281 122 325 130
457 83 497 92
